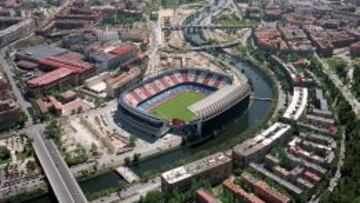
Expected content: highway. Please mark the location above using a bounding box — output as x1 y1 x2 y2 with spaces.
162 24 252 30
28 126 88 203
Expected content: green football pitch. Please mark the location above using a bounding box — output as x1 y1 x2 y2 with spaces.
151 91 207 122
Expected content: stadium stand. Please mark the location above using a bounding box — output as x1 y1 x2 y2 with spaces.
117 68 251 137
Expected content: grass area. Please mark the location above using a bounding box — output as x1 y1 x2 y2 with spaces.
100 13 142 27
0 159 10 166
160 0 204 8
325 57 348 84
213 14 258 27
65 146 88 167
151 91 206 122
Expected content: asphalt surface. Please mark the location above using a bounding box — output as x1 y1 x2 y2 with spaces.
28 126 88 203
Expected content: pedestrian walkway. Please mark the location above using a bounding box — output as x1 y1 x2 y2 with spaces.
116 166 140 183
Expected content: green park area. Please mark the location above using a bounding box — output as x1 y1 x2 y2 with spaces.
213 14 258 27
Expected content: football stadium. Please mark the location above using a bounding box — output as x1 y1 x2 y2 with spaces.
117 68 251 137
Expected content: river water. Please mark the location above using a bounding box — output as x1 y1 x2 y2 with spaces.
21 7 275 203
23 52 274 203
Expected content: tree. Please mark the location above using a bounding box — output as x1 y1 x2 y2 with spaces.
65 147 88 167
327 57 348 82
45 120 61 142
77 106 83 114
90 143 98 156
351 65 360 99
139 190 165 203
124 157 131 166
128 135 137 147
25 160 37 172
0 146 10 160
48 105 57 115
287 53 298 63
16 111 28 128
133 153 141 163
337 99 355 125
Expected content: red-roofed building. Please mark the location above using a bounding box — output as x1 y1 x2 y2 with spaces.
350 41 360 57
223 179 265 203
304 171 321 184
16 60 39 70
105 67 141 97
60 90 78 103
55 8 102 22
256 181 290 203
241 173 290 203
89 43 139 70
21 46 96 95
253 27 288 53
27 68 74 95
109 44 136 55
196 188 220 203
62 98 92 115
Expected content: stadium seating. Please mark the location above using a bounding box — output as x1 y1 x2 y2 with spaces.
118 68 250 137
124 69 230 108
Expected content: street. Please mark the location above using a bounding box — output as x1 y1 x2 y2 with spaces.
92 177 161 203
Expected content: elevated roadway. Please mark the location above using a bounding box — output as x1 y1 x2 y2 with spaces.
162 24 252 30
29 126 88 203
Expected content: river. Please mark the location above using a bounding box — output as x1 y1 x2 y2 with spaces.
20 3 275 202
22 51 274 203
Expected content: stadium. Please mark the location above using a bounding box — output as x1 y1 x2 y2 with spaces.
117 68 251 137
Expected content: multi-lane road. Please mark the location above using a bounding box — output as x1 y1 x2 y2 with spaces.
28 125 88 203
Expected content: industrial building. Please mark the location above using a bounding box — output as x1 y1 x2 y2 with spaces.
88 43 139 71
16 45 96 95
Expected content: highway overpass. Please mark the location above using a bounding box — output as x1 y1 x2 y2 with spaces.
29 126 88 203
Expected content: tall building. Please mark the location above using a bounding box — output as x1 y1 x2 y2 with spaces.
0 71 21 130
0 19 35 47
161 153 232 192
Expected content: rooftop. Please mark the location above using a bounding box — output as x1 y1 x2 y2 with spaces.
27 68 73 87
161 152 231 184
196 188 221 203
233 122 291 156
17 45 68 60
283 87 308 120
106 68 141 89
223 178 265 203
108 44 136 56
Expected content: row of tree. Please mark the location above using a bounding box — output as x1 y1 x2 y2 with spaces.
307 55 360 203
139 179 211 203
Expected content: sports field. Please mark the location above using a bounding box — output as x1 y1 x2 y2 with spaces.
151 91 207 122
